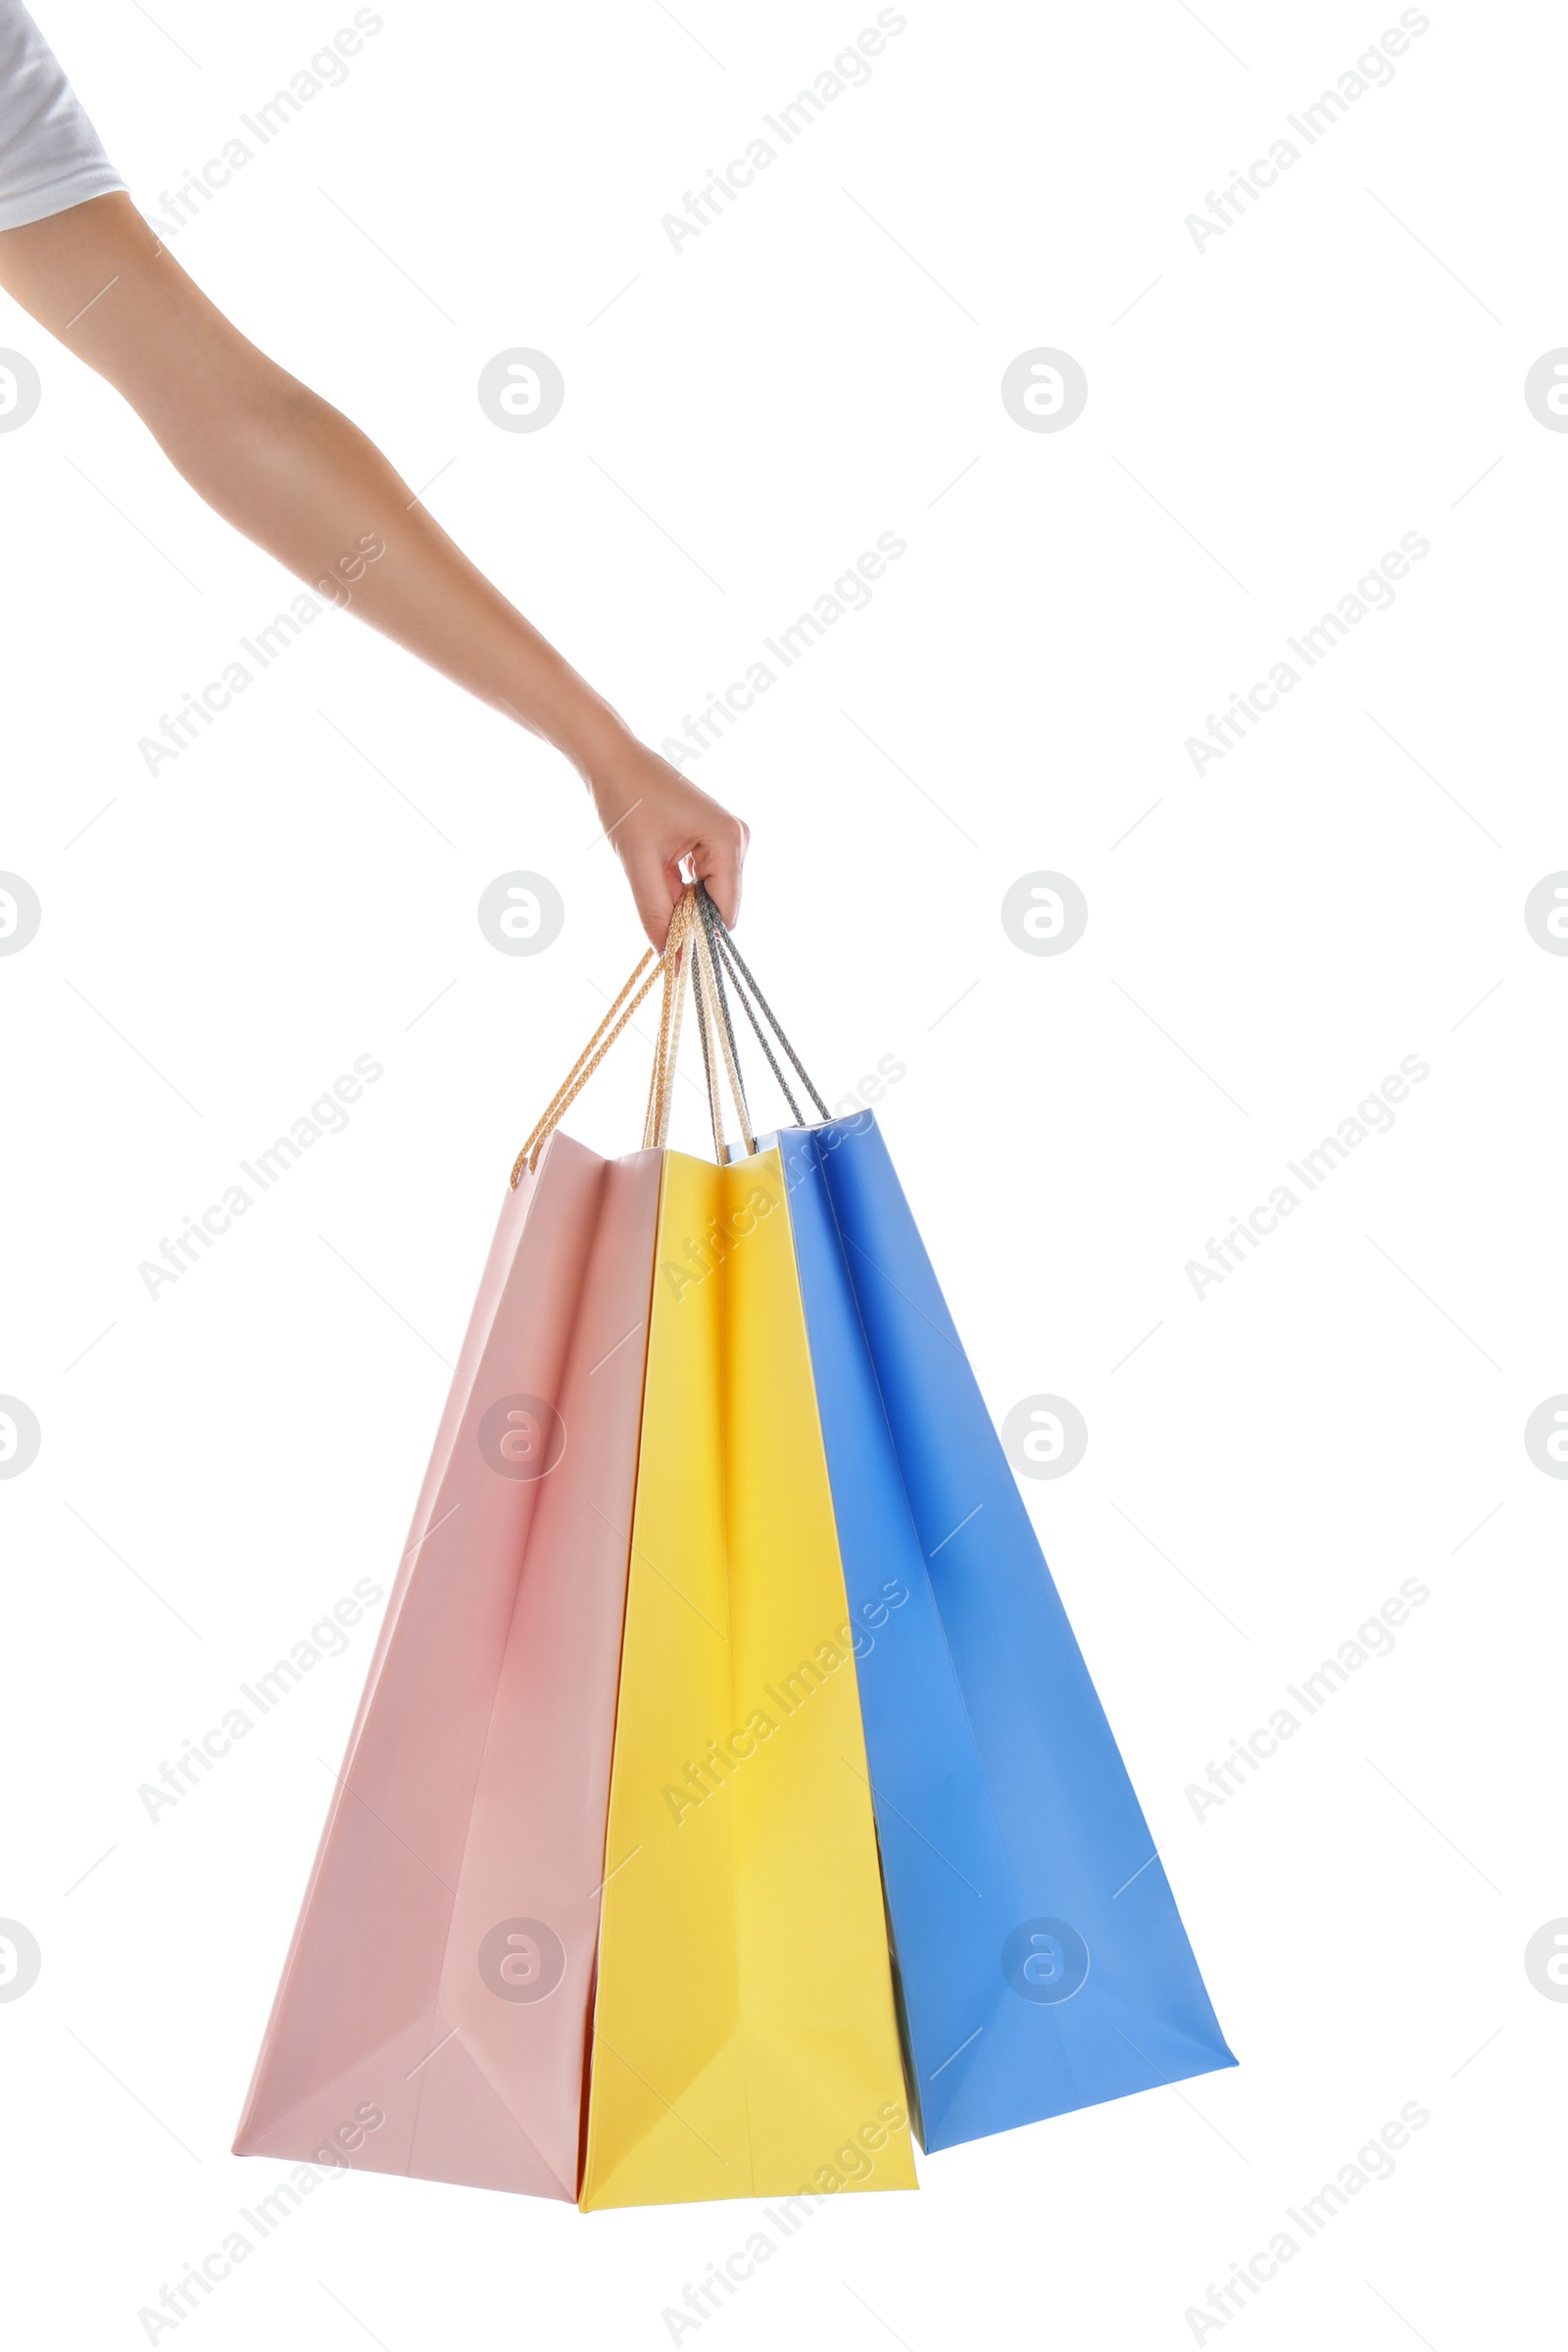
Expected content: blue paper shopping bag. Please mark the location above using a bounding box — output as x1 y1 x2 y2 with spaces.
778 1113 1236 2152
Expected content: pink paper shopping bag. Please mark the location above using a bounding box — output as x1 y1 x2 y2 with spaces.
234 1131 660 2197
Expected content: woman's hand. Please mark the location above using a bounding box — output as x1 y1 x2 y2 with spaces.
577 726 749 950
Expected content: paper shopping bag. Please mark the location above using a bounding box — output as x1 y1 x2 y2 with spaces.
238 875 1233 2212
579 1143 916 2209
778 1113 1237 2151
233 1131 661 2196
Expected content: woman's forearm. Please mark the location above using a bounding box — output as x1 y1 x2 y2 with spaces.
3 196 619 763
0 193 746 942
171 374 629 773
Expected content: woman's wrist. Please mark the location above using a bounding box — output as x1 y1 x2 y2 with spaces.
515 650 629 778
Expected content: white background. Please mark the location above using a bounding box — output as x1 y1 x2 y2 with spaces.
2 0 1563 2343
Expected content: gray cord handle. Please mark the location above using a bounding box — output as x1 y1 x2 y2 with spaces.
696 885 830 1130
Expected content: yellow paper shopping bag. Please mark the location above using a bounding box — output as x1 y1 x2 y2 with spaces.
580 1145 916 2209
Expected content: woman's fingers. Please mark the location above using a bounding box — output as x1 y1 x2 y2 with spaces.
692 815 749 930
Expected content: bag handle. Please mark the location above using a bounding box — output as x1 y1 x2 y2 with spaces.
691 902 757 1159
637 886 694 1156
641 884 753 1157
510 882 822 1186
696 886 829 1127
513 886 746 1183
510 947 661 1186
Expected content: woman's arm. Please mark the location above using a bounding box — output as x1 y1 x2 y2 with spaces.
0 191 745 945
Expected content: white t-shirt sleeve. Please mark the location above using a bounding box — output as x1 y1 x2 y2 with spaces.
0 0 125 230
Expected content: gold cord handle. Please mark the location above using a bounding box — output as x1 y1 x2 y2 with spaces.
511 885 760 1185
509 947 659 1187
691 904 755 1158
639 886 698 1153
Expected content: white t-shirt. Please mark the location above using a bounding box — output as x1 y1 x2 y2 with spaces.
0 0 124 230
